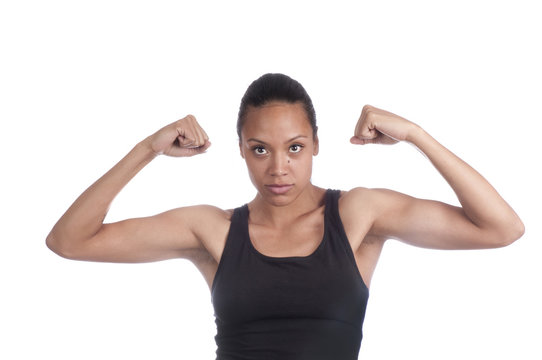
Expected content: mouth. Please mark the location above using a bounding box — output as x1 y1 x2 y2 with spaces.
265 184 294 195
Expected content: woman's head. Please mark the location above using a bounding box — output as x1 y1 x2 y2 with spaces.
237 73 317 141
237 74 319 206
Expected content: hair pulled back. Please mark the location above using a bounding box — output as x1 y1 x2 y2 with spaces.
237 73 317 140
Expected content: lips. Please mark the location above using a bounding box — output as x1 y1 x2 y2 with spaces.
265 184 294 195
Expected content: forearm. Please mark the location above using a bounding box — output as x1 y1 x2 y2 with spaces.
407 125 524 240
47 138 157 250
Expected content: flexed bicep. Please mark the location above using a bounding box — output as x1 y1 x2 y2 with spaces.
368 189 510 250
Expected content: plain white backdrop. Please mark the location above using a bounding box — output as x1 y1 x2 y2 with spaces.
1 0 540 359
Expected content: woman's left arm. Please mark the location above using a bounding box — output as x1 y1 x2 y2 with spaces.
350 105 525 250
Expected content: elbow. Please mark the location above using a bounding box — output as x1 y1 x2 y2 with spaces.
46 231 79 260
489 218 525 248
507 218 525 245
45 232 66 258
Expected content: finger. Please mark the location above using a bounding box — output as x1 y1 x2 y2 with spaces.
354 114 361 136
357 124 378 140
200 140 211 152
187 116 208 146
168 140 212 157
177 115 197 140
184 117 202 146
350 136 367 145
194 124 207 146
201 126 209 142
184 140 212 156
354 110 365 136
355 105 371 137
178 122 205 147
351 135 379 145
176 130 195 147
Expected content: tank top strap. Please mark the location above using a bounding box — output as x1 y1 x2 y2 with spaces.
324 189 344 230
210 204 249 296
226 204 249 252
324 189 361 274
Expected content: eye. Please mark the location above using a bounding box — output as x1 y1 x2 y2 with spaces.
252 146 268 155
289 144 304 153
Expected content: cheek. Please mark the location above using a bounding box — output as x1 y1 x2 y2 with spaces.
244 158 265 181
292 154 313 174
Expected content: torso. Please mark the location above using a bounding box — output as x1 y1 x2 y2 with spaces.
190 188 385 291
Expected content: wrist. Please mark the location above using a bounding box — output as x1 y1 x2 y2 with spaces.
136 136 160 160
405 123 427 144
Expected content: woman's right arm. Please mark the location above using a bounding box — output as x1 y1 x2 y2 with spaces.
46 115 214 263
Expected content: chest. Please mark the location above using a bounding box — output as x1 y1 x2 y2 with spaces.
212 244 368 327
248 217 324 258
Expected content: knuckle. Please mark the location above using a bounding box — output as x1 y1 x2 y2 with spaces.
179 114 195 124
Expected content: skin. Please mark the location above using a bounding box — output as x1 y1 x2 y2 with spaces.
46 102 525 291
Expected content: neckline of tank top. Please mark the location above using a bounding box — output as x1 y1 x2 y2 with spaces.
242 189 332 262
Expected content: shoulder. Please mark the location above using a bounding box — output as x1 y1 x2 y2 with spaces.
164 204 234 231
337 187 411 232
338 187 381 212
335 187 394 251
339 187 410 209
165 204 233 217
337 187 374 225
166 204 236 263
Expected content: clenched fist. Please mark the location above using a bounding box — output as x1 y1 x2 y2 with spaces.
350 105 419 145
147 115 211 157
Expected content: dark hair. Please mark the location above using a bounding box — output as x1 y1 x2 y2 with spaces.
237 73 317 140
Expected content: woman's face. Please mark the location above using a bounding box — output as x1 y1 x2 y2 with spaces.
239 101 319 206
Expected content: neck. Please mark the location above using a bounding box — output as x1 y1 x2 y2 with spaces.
248 185 326 227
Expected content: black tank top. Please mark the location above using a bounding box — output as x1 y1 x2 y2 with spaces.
211 189 369 360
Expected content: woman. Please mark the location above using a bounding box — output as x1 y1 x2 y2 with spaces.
46 73 524 359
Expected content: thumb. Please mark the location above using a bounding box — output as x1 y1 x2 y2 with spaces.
184 140 212 156
177 133 196 148
350 136 372 145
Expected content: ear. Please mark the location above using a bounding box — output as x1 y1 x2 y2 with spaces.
239 141 245 159
313 128 319 156
313 136 319 156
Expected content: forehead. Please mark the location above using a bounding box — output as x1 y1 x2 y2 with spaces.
242 102 311 138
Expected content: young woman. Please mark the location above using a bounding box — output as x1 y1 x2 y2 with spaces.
46 73 524 359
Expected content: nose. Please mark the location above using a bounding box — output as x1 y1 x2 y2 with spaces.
269 153 289 176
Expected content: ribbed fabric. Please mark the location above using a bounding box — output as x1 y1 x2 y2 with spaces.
211 189 369 360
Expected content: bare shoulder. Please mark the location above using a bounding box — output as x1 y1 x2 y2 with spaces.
338 187 381 218
164 204 232 223
337 187 379 248
337 187 408 245
174 204 233 220
339 187 374 205
340 186 404 201
167 204 233 264
165 204 232 241
339 187 410 216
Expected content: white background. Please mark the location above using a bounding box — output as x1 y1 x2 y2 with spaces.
1 0 540 359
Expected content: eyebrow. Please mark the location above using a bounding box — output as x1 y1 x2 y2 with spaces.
246 135 308 145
